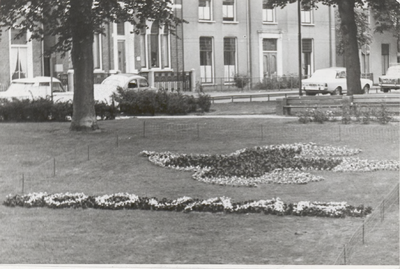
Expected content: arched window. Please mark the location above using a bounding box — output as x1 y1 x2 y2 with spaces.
149 21 160 68
143 21 170 69
161 25 169 68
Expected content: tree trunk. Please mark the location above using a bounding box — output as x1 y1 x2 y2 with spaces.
337 0 362 95
69 0 98 131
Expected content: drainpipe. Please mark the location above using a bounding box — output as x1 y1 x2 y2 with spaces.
329 6 336 67
180 0 185 73
247 0 253 89
298 0 303 96
108 22 112 74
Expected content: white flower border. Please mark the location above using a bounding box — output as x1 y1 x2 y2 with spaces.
3 192 372 218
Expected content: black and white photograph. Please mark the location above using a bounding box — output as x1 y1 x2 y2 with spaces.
0 0 399 267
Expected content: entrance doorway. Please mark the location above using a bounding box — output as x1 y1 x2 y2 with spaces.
263 52 277 78
262 39 277 78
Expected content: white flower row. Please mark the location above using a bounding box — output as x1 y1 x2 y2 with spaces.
192 168 324 187
332 157 399 172
3 192 371 218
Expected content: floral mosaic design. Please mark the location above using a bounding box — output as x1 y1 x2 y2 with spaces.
141 143 399 187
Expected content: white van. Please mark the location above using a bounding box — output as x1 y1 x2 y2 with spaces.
0 76 67 101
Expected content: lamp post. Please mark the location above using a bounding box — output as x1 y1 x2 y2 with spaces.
298 0 303 96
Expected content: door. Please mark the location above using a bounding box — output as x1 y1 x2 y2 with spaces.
117 40 126 73
263 52 277 78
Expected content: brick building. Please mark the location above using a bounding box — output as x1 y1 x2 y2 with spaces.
0 1 398 91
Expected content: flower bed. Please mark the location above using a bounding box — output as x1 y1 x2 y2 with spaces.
141 143 399 187
2 192 372 218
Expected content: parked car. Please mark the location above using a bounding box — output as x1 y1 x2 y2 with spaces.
379 65 400 93
0 76 66 100
301 67 373 96
100 73 156 91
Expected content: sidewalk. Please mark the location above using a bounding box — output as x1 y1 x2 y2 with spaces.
133 114 295 119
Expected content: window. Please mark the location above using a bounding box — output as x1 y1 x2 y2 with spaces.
262 0 276 23
161 26 169 68
361 45 370 75
263 38 277 51
302 39 313 77
301 3 313 24
117 23 125 35
140 28 147 68
223 0 235 22
117 40 126 73
382 44 390 74
224 37 236 82
93 34 102 70
10 28 28 80
149 21 160 68
140 21 170 69
199 0 212 20
199 37 213 83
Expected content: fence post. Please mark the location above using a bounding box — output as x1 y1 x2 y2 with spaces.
87 145 90 161
142 121 146 138
362 221 365 244
190 69 196 92
290 76 293 90
116 134 119 148
148 70 155 88
343 244 347 265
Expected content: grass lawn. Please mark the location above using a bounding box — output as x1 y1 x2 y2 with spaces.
0 102 398 265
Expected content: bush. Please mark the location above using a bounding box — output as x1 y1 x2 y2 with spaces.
374 103 392 124
95 101 117 120
114 88 211 116
0 97 115 122
233 74 250 90
254 75 300 90
166 93 192 115
197 93 211 112
296 103 395 125
51 101 73 121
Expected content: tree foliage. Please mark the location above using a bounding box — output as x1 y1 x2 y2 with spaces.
0 0 184 131
335 8 372 55
0 0 182 56
370 0 400 39
266 0 399 95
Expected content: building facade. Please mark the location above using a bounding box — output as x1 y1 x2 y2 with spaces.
0 1 398 91
181 0 337 89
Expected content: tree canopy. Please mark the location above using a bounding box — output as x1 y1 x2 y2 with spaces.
267 0 400 95
0 0 182 56
0 0 183 131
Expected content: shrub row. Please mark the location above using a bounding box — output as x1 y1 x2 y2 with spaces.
114 88 211 116
0 90 211 122
297 103 394 124
0 98 117 122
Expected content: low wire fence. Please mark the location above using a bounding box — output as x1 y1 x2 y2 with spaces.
334 183 399 265
201 76 302 92
9 121 399 194
4 120 398 266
